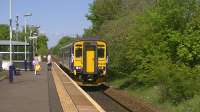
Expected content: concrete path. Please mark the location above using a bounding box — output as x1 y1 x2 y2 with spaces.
0 63 62 112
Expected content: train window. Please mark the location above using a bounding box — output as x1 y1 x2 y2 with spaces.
98 48 105 58
75 48 82 58
76 45 82 47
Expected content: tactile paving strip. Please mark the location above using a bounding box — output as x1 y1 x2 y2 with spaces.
52 63 105 112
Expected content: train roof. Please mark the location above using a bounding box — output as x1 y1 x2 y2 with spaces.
60 43 73 49
60 37 107 50
75 37 107 43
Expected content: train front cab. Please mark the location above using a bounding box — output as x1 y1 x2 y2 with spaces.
73 40 107 84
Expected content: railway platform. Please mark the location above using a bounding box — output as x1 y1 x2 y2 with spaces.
0 63 53 112
0 63 104 112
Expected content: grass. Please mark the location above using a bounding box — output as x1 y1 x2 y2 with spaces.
0 70 7 80
109 77 130 88
109 78 200 112
172 95 200 112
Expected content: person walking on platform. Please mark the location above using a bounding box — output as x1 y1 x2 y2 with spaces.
47 53 52 71
33 54 41 75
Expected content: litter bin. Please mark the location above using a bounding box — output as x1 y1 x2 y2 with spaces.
9 65 15 83
24 60 27 71
0 54 2 70
0 60 2 70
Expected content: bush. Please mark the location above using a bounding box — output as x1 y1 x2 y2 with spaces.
128 57 200 104
156 63 200 104
174 95 200 112
86 0 200 105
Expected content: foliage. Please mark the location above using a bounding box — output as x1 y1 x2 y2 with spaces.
83 27 96 37
0 24 9 40
37 34 48 55
151 60 200 104
173 95 200 112
0 24 49 56
51 36 74 56
86 0 123 33
85 0 200 105
13 25 33 41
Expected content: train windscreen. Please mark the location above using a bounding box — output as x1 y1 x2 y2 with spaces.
98 48 104 58
75 48 82 58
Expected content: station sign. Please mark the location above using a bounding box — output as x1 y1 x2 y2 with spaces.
29 36 38 39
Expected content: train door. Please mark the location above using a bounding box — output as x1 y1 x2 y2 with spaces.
84 43 97 74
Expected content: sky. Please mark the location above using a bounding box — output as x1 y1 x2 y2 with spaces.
0 0 93 48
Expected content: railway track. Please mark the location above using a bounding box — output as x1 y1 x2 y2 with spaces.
58 63 132 112
82 85 132 112
53 56 160 112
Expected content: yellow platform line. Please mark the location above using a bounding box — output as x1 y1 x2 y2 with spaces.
54 63 106 112
52 67 78 112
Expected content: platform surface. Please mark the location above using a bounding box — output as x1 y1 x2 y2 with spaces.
0 63 63 112
52 63 105 112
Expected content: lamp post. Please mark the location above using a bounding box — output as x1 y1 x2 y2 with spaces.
34 25 40 53
24 13 32 60
30 25 40 57
9 0 12 65
24 13 32 71
8 0 14 83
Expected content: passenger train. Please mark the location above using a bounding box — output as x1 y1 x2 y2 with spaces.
59 38 108 85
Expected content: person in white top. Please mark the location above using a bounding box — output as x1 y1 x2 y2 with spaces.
47 53 52 71
38 55 42 62
33 54 39 75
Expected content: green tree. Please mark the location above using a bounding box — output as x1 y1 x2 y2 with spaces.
37 34 48 55
52 36 74 56
85 0 200 104
86 0 123 33
0 24 9 40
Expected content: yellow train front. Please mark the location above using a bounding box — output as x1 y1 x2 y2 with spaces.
60 38 108 85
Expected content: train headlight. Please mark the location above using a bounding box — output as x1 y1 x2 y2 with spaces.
99 66 105 70
75 66 81 70
103 70 106 75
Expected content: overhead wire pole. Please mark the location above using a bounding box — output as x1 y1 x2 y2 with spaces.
16 16 19 41
15 16 19 60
